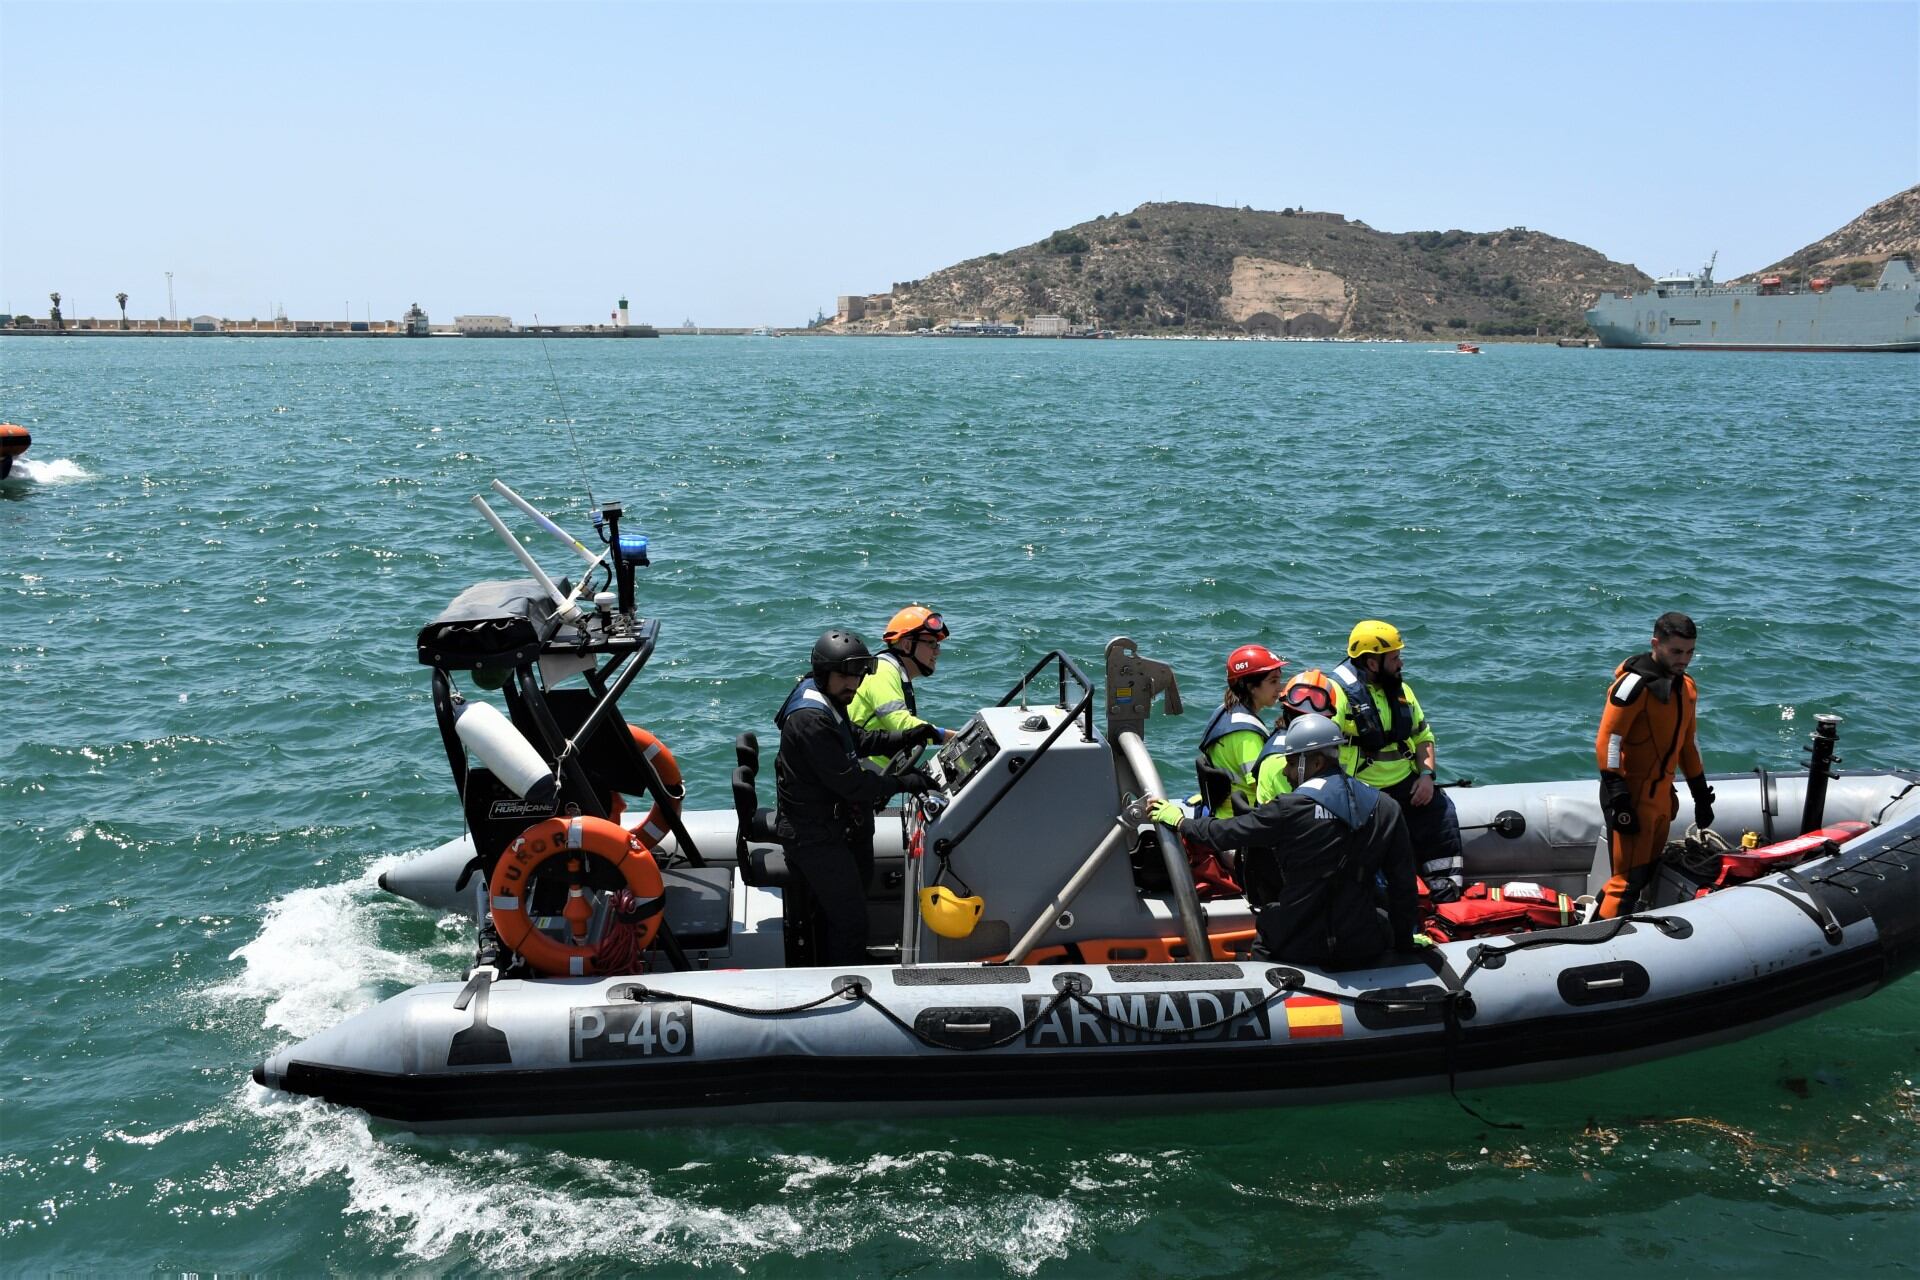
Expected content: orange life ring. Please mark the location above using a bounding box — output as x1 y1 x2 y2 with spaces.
489 814 664 976
606 725 684 847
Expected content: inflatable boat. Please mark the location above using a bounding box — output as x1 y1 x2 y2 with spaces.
0 423 30 481
252 486 1920 1133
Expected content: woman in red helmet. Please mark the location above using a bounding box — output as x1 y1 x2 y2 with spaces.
1195 645 1287 816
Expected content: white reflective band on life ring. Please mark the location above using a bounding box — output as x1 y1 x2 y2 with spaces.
568 956 585 975
491 895 520 912
567 818 585 849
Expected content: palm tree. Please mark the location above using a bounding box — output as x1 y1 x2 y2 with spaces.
117 292 129 330
49 292 62 330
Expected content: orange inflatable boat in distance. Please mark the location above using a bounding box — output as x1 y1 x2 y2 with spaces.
0 423 29 479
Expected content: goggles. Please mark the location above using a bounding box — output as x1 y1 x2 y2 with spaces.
911 614 948 643
821 655 879 678
1283 684 1334 716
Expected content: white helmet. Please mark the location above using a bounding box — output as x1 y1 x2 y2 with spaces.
1280 712 1347 759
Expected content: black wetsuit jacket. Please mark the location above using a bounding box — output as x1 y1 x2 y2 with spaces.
773 678 928 846
1181 775 1421 968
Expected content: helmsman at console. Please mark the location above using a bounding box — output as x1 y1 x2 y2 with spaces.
775 630 940 965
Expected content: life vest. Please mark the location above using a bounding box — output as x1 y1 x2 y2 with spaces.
879 650 919 716
1251 723 1291 784
1198 702 1267 752
1330 660 1422 765
775 677 856 756
1293 773 1380 828
1427 880 1574 941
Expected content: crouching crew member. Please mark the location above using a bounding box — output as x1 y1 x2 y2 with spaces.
1152 714 1424 969
1330 620 1465 902
1595 611 1713 919
1197 644 1287 816
776 630 940 965
850 605 953 768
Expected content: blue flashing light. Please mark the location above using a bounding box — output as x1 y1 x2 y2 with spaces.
618 532 651 566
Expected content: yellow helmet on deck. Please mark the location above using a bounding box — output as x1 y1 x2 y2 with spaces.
1348 620 1405 659
917 886 984 939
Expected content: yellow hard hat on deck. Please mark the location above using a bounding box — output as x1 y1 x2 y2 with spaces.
1347 620 1404 659
917 886 984 939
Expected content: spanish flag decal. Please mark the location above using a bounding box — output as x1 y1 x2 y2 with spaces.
1283 995 1344 1039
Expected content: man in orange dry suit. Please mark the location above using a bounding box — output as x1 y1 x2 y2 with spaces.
1595 611 1714 918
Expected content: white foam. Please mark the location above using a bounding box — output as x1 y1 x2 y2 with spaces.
6 458 89 484
211 852 457 1039
238 1087 826 1268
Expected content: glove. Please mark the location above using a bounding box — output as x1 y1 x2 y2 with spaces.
1148 799 1185 829
908 723 942 748
897 769 937 796
1599 774 1638 834
1687 774 1716 829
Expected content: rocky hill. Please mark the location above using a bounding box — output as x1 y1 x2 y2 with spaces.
835 202 1653 338
1736 184 1920 286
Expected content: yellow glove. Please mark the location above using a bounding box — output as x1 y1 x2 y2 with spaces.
1148 799 1185 829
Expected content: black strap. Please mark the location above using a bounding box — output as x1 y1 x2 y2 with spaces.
1742 872 1844 944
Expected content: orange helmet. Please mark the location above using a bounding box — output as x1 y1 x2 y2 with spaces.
1281 669 1335 719
883 605 950 646
1226 644 1286 683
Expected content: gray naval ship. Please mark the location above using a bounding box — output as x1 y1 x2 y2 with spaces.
1586 254 1919 351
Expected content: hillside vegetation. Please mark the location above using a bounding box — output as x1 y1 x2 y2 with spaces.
842 202 1653 338
1738 184 1920 286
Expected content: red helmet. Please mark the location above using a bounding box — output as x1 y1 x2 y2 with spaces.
1226 644 1287 683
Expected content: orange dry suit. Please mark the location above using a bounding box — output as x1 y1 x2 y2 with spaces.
1594 654 1704 918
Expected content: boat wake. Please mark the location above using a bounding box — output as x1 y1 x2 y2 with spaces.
214 852 461 1039
3 457 89 485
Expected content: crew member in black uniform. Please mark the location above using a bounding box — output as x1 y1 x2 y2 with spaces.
775 629 940 966
1152 713 1426 969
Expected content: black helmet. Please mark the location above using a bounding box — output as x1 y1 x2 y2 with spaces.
811 629 878 682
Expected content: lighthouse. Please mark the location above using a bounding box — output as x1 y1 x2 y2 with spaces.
617 296 629 328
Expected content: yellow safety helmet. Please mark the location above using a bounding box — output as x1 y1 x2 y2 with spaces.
883 605 950 647
1347 620 1405 659
917 886 984 939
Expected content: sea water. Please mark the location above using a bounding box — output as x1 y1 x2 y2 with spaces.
2 335 1915 1273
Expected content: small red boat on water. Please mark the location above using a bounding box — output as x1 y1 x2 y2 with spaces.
1456 342 1482 355
0 423 30 479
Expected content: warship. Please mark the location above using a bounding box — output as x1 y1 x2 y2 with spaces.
1586 254 1919 351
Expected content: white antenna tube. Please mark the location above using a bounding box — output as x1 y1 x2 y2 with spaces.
490 479 600 566
470 494 585 623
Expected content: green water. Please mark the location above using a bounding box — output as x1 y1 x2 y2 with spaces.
2 335 1915 1273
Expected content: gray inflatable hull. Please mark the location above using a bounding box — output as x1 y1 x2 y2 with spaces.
376 771 1915 916
258 774 1920 1133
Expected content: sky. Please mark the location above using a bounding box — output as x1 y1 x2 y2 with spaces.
2 1 1915 327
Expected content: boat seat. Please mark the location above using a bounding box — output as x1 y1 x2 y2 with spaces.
660 866 735 950
1194 752 1234 814
733 765 783 845
741 845 795 889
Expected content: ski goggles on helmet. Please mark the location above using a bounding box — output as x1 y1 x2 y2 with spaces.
820 654 879 678
1282 683 1334 717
